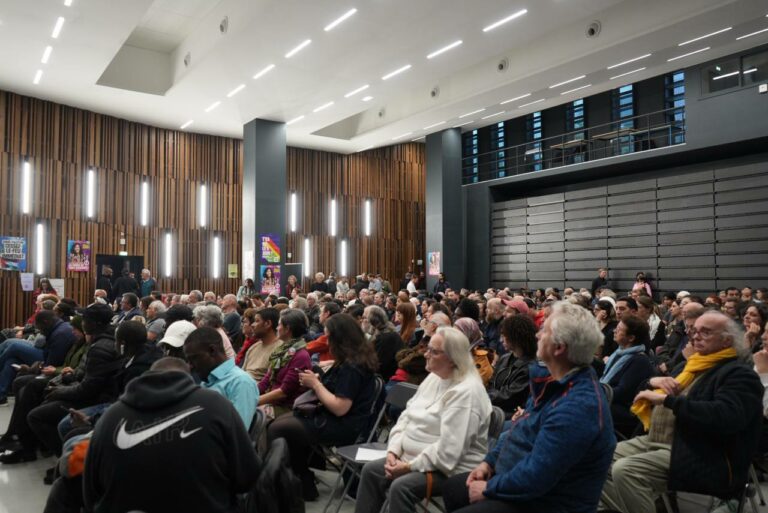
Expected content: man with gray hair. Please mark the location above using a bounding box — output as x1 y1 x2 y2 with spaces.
444 301 616 513
220 294 241 342
192 304 236 359
188 290 203 305
600 311 762 513
145 300 167 342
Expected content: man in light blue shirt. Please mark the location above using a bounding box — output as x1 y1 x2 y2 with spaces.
183 327 259 426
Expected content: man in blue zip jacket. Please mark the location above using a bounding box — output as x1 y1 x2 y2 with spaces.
443 301 616 513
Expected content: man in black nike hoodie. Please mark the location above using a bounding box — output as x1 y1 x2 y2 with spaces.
83 357 260 513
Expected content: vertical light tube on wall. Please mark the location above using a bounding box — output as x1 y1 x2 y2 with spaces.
36 223 45 275
290 192 297 232
86 169 96 219
164 232 172 278
364 199 371 236
140 181 149 226
21 161 32 214
199 184 208 227
330 198 337 236
340 239 348 277
304 238 311 277
212 235 221 279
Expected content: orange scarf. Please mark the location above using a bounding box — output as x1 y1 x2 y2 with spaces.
631 347 737 430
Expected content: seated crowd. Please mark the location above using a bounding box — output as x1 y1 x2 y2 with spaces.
0 269 766 513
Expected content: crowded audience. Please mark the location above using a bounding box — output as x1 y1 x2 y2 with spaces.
0 266 766 513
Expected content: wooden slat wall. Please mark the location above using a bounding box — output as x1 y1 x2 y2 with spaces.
285 146 426 290
0 91 243 327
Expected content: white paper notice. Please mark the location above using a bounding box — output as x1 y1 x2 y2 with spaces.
20 273 34 291
355 448 388 462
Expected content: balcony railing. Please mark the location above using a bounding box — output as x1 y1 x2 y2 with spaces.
462 106 686 184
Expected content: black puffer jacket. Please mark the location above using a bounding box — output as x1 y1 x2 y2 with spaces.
487 354 532 415
663 358 762 497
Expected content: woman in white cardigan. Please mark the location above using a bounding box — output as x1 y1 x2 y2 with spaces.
355 326 492 513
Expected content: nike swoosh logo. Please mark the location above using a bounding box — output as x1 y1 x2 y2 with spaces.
115 406 203 450
180 427 202 439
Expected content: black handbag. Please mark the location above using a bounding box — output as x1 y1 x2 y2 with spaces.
293 389 321 418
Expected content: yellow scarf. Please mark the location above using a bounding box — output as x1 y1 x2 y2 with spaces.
631 347 737 431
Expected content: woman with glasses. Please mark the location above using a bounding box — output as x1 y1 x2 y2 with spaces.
355 327 492 513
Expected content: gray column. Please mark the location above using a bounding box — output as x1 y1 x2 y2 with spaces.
242 119 286 285
425 128 464 292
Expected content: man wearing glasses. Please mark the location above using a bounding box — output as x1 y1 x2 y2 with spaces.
600 311 763 513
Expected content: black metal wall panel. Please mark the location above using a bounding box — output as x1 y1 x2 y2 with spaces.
489 159 768 294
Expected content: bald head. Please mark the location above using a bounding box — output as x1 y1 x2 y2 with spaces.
430 312 452 329
486 298 503 323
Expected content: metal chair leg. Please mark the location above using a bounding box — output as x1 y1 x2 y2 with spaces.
749 464 766 506
661 493 675 513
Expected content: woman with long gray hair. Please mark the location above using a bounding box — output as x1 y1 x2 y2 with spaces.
363 305 404 381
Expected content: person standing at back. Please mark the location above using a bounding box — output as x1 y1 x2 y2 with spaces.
591 268 609 298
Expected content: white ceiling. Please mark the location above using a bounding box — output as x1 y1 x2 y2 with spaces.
0 0 767 154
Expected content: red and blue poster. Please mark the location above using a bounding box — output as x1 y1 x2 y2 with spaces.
260 234 281 264
260 265 281 295
0 236 27 271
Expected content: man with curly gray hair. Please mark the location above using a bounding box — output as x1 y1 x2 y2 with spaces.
193 304 235 359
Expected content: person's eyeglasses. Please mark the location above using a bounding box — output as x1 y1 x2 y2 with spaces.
425 345 445 355
687 327 721 338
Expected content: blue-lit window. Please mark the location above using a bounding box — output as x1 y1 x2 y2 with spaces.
665 71 686 144
491 122 506 178
566 99 586 163
526 111 543 172
611 84 635 154
462 130 479 183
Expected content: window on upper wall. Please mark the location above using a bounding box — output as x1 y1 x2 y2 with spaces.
611 84 635 154
565 99 586 163
743 49 768 86
525 111 543 172
462 130 479 183
702 57 741 94
665 70 686 144
490 121 506 178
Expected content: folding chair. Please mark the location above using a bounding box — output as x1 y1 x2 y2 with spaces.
248 408 268 450
321 381 418 513
488 406 505 450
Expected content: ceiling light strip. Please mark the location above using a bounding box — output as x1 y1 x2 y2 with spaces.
736 27 768 40
610 67 646 80
459 108 485 118
33 70 43 85
253 64 275 80
549 75 586 89
712 70 740 81
518 98 545 109
344 84 369 98
286 115 305 125
227 84 246 97
324 8 357 31
483 9 528 32
667 46 710 62
285 39 312 59
180 120 194 130
382 64 411 80
453 121 474 128
679 27 731 46
41 46 53 64
392 132 412 140
560 84 591 95
51 17 65 38
204 101 221 113
313 101 334 113
362 96 373 102
500 93 531 105
606 53 652 70
423 121 446 130
481 111 505 120
427 40 463 59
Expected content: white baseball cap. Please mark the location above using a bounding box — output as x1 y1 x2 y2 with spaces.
159 320 196 348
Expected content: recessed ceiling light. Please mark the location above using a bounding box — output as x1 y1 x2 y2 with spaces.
736 27 768 40
518 98 546 109
285 39 311 59
560 84 591 95
712 70 740 81
606 53 652 70
286 115 305 125
226 84 245 97
679 27 731 46
426 40 463 59
481 111 505 120
549 75 586 89
483 9 528 32
667 47 710 62
253 64 275 80
33 70 43 85
51 17 65 38
64 0 73 5
610 67 646 80
423 121 446 130
180 120 194 129
324 8 357 31
459 108 485 118
382 64 411 80
453 121 474 128
313 101 334 113
500 93 531 105
362 96 373 102
204 101 221 113
344 84 369 98
392 132 413 140
41 46 53 64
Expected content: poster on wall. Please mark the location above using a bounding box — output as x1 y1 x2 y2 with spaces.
260 265 281 296
428 252 441 276
49 278 65 298
0 236 27 271
260 234 281 264
228 264 239 279
66 240 91 272
20 273 34 291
